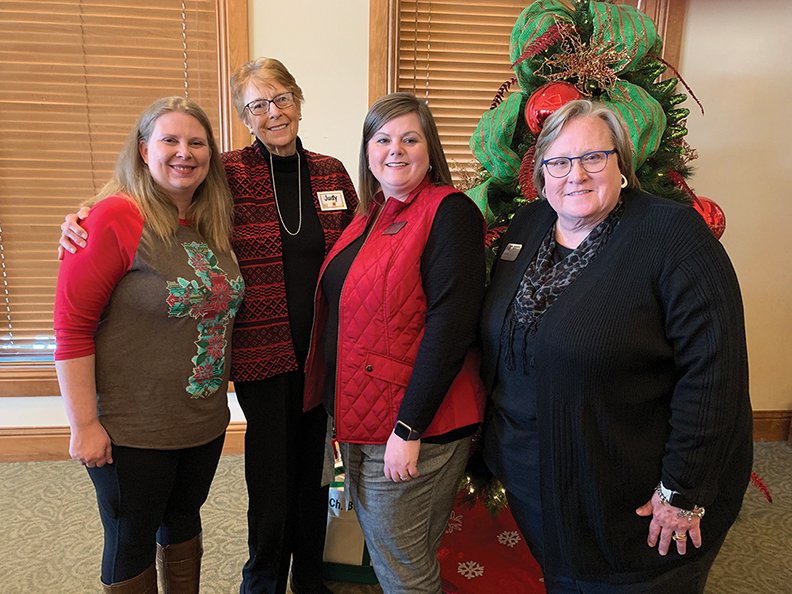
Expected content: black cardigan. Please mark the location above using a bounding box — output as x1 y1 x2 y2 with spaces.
480 190 752 581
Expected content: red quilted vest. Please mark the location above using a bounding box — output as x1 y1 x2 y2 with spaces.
304 178 486 443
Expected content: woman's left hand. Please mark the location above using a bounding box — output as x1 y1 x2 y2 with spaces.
636 490 703 556
383 431 421 482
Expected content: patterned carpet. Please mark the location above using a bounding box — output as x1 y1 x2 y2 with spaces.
0 442 789 593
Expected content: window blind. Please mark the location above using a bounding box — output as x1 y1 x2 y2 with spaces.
0 0 223 395
396 1 530 178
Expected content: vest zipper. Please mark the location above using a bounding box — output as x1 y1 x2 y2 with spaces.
332 201 388 436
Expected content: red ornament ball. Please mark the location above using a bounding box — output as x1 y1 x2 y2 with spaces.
693 195 726 240
525 82 583 136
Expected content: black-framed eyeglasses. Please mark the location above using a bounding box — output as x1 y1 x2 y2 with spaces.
542 149 617 178
244 92 295 116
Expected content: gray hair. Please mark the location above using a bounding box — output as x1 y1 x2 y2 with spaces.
230 57 305 121
532 99 639 197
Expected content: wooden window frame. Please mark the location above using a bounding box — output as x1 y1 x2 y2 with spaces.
0 0 249 397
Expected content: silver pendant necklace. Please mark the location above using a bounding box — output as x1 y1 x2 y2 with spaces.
268 150 302 236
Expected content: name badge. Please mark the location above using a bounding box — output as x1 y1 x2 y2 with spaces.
317 190 348 212
383 221 407 235
500 243 523 261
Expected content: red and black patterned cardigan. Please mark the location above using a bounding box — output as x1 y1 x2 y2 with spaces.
222 142 358 382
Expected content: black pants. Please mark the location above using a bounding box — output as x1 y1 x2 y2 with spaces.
236 370 329 594
87 433 224 583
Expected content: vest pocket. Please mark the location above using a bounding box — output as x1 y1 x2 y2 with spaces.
363 351 412 387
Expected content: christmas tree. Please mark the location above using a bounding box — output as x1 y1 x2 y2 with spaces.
459 0 728 511
464 0 724 265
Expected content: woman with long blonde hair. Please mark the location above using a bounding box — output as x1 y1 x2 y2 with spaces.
55 96 244 593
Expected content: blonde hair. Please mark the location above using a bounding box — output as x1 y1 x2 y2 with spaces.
533 99 640 198
230 57 305 122
89 96 234 253
357 92 452 214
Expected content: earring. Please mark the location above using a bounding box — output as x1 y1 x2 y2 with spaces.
428 165 433 173
620 174 628 188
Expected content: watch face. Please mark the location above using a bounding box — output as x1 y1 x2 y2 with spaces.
395 421 418 440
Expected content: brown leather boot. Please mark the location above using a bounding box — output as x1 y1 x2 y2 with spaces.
156 533 203 594
102 563 158 593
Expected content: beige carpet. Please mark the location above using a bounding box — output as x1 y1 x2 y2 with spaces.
0 442 789 593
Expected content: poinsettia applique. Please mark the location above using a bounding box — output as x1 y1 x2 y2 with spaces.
166 241 244 398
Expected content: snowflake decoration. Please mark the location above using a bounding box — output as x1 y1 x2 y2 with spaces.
497 530 521 548
458 560 485 580
445 510 463 534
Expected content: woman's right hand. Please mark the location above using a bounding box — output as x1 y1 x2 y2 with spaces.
69 420 113 468
58 206 92 259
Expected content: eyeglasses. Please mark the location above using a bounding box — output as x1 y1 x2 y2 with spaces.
542 149 617 178
244 92 295 115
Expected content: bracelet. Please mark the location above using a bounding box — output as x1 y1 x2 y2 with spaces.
654 482 672 505
677 506 706 520
655 483 706 519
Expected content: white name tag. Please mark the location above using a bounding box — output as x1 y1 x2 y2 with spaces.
317 190 348 212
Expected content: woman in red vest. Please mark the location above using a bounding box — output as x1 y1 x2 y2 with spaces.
304 92 487 594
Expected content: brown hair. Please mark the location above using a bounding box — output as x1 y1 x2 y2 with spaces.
357 92 453 214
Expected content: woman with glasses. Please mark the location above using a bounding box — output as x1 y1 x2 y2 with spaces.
222 58 356 594
479 100 752 593
60 58 357 594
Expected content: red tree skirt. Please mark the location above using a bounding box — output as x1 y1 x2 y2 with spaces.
439 499 546 593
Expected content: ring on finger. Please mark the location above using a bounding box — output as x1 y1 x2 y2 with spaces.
671 532 687 542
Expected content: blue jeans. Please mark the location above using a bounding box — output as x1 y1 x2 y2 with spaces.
341 437 471 594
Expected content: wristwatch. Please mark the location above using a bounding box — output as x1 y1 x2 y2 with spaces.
669 491 698 511
394 420 421 441
659 482 697 511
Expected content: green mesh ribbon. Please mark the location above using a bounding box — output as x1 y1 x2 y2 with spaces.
604 80 667 170
590 1 659 74
476 0 669 215
469 92 523 186
465 179 495 224
510 0 573 91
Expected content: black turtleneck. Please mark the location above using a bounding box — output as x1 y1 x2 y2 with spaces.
256 139 325 352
